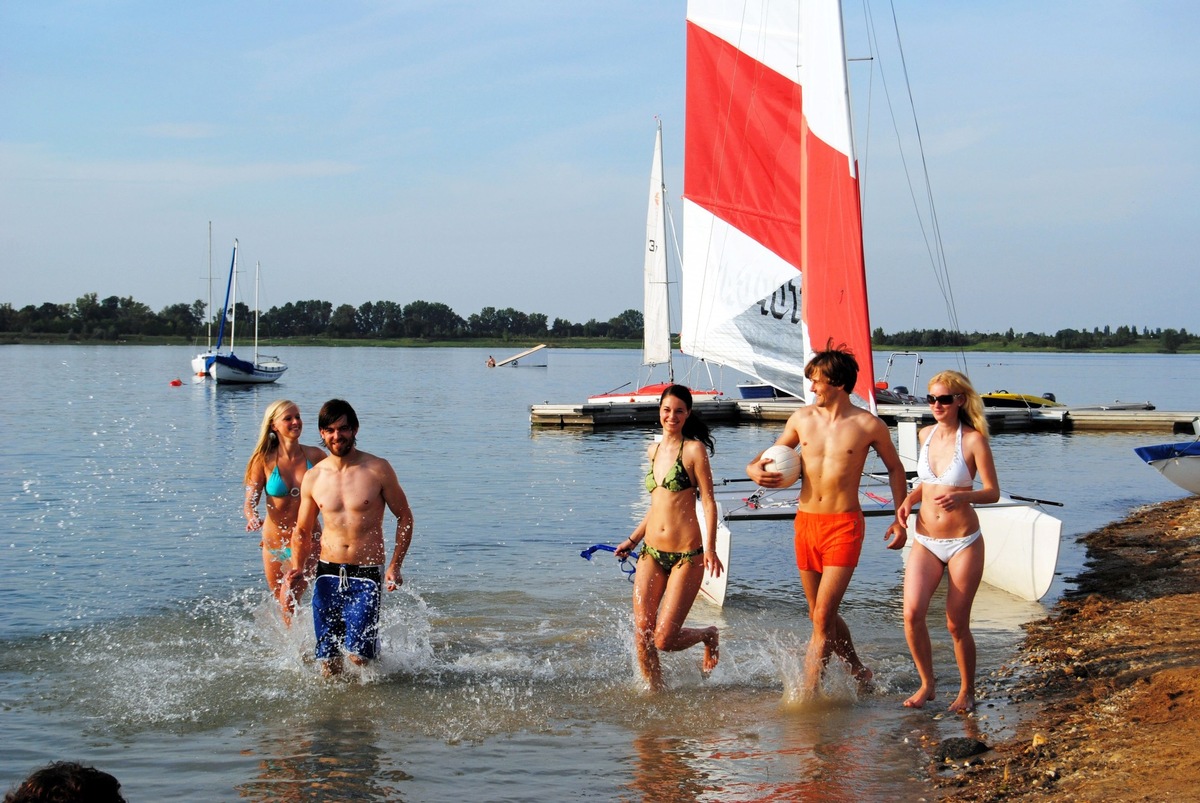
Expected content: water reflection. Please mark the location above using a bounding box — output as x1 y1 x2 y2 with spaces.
238 715 411 802
625 729 714 803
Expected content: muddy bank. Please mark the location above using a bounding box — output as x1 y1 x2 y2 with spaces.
934 495 1200 801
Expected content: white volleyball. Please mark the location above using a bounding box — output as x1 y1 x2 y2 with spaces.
761 444 801 487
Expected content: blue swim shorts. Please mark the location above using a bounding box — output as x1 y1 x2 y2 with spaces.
311 560 383 661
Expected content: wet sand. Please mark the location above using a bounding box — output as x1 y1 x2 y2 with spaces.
933 495 1200 801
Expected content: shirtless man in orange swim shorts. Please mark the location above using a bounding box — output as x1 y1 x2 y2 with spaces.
747 345 909 698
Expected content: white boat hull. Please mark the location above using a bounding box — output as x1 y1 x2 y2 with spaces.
715 484 1061 602
1150 458 1200 494
209 354 287 384
1135 442 1200 495
588 383 723 405
191 350 224 377
191 353 211 377
698 500 732 607
905 500 1061 601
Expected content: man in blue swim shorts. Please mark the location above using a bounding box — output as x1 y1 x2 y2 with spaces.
285 399 415 677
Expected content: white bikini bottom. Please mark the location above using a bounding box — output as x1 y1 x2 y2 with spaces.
913 530 981 564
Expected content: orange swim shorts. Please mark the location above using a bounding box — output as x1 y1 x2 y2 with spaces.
793 511 866 573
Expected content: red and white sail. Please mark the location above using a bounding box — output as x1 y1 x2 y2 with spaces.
681 0 876 406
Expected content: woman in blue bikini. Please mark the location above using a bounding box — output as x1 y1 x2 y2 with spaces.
243 400 326 624
895 370 998 714
615 385 722 691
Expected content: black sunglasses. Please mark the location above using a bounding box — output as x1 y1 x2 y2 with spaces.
925 393 962 405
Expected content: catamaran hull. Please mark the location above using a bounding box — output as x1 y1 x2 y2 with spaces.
967 503 1061 602
1134 442 1200 495
715 486 1061 601
899 503 1062 601
698 500 732 607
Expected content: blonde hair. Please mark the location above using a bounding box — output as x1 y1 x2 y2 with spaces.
244 399 298 484
928 370 989 438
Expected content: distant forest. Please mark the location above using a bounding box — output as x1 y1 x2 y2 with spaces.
2 293 1197 352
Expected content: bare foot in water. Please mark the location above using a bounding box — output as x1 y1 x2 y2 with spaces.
948 691 976 714
903 685 936 708
701 627 720 676
852 664 875 695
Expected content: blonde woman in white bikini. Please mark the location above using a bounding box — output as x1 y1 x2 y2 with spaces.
895 370 998 714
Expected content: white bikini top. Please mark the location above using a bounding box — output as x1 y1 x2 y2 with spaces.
916 423 973 487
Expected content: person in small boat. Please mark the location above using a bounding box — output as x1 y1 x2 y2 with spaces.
284 399 415 677
243 400 327 624
615 384 722 691
746 344 909 697
895 370 999 714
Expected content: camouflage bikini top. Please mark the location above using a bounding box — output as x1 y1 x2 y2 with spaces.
645 442 694 494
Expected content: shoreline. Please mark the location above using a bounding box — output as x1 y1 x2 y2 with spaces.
934 495 1200 800
1 335 1195 355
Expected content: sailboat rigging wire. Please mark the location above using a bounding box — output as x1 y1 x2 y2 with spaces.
859 0 969 373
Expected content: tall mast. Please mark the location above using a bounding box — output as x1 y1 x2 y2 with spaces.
205 222 213 350
229 242 238 351
254 262 261 363
212 239 236 351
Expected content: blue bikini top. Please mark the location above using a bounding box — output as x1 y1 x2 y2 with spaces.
265 459 312 498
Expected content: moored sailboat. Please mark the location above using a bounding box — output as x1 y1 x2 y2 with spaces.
530 120 737 426
205 241 287 385
587 119 723 407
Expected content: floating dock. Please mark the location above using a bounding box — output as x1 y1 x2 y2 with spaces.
531 397 1197 433
733 400 1198 434
529 397 741 428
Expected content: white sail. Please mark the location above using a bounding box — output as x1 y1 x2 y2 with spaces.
642 120 672 369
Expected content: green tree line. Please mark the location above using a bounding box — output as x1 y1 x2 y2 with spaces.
872 325 1197 353
0 294 646 342
2 293 1195 352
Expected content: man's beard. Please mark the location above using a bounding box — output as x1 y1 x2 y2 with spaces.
324 435 356 455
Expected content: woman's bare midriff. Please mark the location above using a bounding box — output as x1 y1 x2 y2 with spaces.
643 490 702 553
916 483 981 539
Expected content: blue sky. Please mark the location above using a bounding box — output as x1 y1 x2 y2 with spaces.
2 1 1196 334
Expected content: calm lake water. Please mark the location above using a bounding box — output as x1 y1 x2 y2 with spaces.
1 345 1196 801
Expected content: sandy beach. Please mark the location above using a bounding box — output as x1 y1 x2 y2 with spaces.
932 495 1200 801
